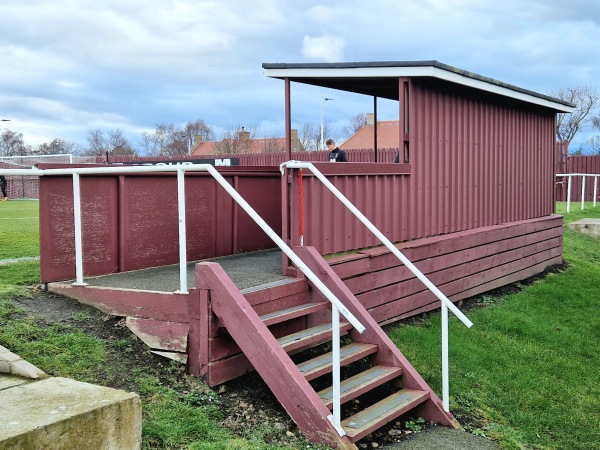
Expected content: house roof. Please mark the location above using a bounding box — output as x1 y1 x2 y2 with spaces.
191 137 302 156
340 120 400 150
192 141 219 155
262 60 574 113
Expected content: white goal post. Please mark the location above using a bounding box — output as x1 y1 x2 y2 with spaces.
0 154 74 200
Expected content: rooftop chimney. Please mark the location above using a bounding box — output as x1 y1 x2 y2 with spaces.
239 127 250 140
366 113 375 126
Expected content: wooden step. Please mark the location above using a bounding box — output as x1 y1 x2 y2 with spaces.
240 277 302 295
297 343 379 381
318 365 403 409
341 389 429 442
260 302 328 327
277 321 353 354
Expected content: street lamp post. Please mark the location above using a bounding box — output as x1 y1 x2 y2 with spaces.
177 132 192 155
320 98 333 150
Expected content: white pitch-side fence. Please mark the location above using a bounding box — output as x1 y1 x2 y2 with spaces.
280 161 473 417
556 173 600 212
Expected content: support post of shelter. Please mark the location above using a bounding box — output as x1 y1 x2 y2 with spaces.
285 77 292 160
373 96 378 162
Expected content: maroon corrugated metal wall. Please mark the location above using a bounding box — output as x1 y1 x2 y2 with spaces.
408 78 556 237
39 168 282 282
287 78 558 256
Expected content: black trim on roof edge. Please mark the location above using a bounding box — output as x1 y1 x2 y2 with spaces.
261 60 573 108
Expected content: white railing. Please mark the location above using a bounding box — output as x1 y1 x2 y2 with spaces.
281 161 473 413
1 163 364 437
556 173 600 212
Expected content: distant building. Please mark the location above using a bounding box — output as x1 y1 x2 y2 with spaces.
191 128 304 156
340 113 400 150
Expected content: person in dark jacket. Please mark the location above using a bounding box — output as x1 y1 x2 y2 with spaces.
326 139 347 162
0 175 7 201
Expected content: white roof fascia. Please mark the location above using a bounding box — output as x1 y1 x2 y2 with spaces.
263 66 574 113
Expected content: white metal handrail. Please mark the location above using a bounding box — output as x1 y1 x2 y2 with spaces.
556 173 600 212
281 161 473 413
1 164 364 322
2 163 363 437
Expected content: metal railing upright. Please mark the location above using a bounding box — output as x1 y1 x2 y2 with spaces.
281 161 473 413
1 163 364 437
556 173 600 212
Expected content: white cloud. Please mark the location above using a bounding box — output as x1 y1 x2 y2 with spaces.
305 5 336 23
302 35 345 62
0 0 599 149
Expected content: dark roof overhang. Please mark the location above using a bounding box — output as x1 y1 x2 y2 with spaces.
262 60 574 113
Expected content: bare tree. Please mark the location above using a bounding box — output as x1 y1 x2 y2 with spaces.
298 121 337 151
298 123 318 151
36 138 82 155
140 123 174 156
579 136 600 155
182 119 215 151
550 86 600 146
213 125 259 155
140 120 215 156
341 113 366 138
260 135 285 153
0 129 29 156
85 129 106 156
84 129 135 156
107 129 135 155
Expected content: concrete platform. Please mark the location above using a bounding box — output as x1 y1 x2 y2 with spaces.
78 248 285 292
0 346 141 450
567 218 600 238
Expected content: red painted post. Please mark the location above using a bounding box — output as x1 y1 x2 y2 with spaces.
187 285 210 381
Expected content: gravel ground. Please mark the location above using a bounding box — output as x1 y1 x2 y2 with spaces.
384 426 500 450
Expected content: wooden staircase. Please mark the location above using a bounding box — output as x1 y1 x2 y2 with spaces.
196 246 459 449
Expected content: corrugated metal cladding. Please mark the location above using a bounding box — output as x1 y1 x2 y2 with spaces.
407 78 557 240
293 78 558 255
296 172 412 253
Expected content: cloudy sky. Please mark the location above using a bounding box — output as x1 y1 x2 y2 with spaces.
1 0 599 151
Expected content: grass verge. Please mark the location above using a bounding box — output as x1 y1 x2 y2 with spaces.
386 202 600 450
1 200 599 449
0 200 318 450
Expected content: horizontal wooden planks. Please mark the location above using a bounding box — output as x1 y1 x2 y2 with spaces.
369 247 562 323
329 214 562 279
47 282 190 322
357 235 563 310
329 216 563 326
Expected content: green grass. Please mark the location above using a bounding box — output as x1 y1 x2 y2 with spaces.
0 200 40 259
1 200 599 449
0 300 111 382
0 200 314 450
386 202 600 450
0 200 40 297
